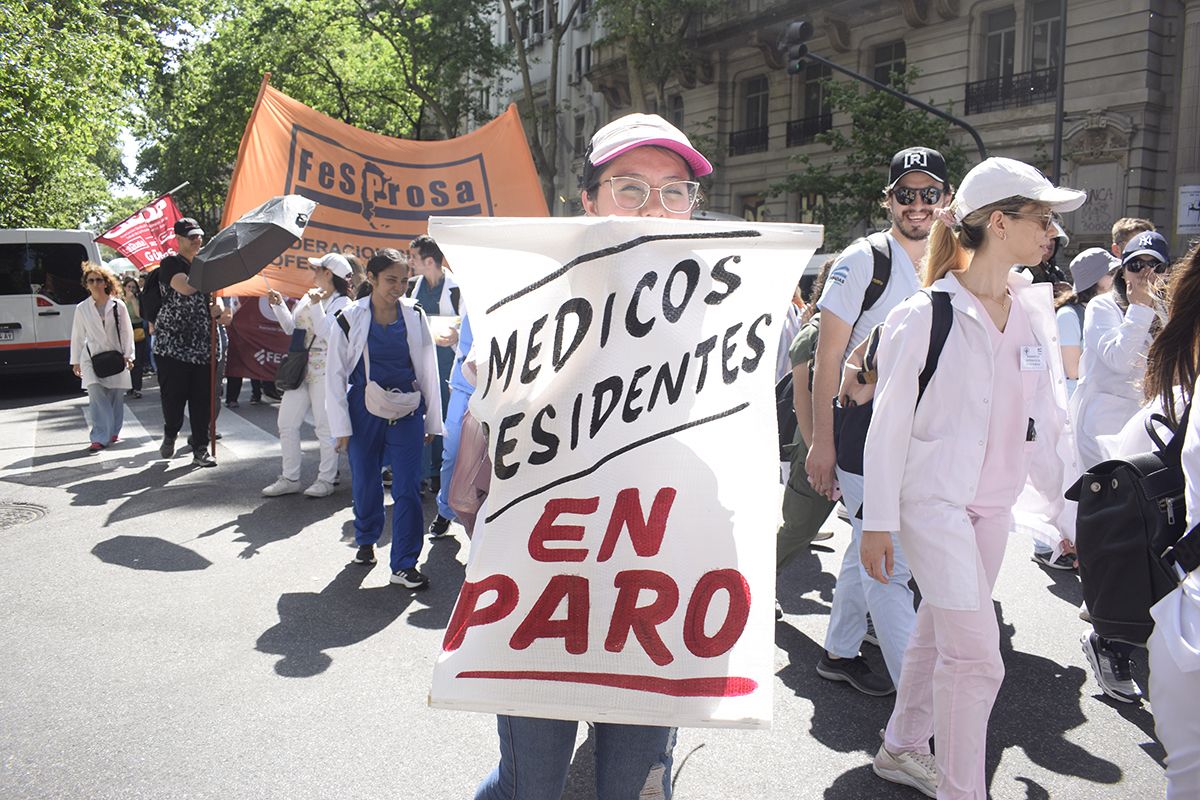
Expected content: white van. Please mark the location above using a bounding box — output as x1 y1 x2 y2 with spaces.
0 229 100 373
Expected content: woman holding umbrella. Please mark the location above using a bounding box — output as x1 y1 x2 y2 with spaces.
325 248 443 588
70 264 135 451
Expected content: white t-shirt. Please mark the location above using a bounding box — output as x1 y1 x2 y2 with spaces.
1055 304 1083 348
817 232 920 360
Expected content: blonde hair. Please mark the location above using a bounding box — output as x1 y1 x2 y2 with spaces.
921 196 1036 287
80 263 122 297
1111 217 1155 251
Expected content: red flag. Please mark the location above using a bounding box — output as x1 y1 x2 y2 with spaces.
96 194 185 271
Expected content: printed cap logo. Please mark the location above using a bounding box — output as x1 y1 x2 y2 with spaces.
1137 233 1157 248
903 151 928 169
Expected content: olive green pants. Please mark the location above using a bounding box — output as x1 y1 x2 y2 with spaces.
777 438 836 572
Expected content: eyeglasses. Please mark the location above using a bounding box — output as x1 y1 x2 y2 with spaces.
1004 211 1057 231
604 177 701 213
86 277 107 284
1125 256 1168 274
890 186 945 206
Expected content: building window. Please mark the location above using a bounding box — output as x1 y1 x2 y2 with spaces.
872 40 907 85
730 75 770 155
967 4 1058 114
669 94 684 128
548 0 558 30
531 0 545 36
788 62 831 147
573 115 586 156
573 44 591 80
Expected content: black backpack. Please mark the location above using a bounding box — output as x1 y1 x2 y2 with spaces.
1067 407 1197 645
834 289 953 477
141 268 165 323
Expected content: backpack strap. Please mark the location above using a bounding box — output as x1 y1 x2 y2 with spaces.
334 309 351 339
916 290 953 405
860 232 892 316
449 286 461 315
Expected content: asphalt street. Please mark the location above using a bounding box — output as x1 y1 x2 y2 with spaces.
0 372 1168 799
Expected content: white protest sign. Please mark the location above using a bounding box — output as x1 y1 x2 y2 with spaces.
428 216 822 729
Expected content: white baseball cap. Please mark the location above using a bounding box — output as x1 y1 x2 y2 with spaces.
954 157 1086 222
307 252 352 278
588 113 713 177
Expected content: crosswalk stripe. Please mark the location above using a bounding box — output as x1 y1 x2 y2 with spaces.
0 406 40 477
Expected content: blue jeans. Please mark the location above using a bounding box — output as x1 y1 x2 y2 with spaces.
347 388 425 573
436 387 471 520
86 384 125 444
475 715 675 800
823 467 916 683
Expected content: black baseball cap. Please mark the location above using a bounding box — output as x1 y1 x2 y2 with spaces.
888 147 948 188
174 217 204 237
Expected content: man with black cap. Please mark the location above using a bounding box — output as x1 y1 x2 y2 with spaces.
152 217 221 467
805 146 953 696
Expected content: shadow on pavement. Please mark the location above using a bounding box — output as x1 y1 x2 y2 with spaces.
1036 561 1084 607
91 534 212 571
777 547 838 616
255 562 422 677
196 493 349 559
407 534 467 630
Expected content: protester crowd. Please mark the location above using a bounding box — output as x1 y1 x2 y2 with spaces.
67 113 1200 800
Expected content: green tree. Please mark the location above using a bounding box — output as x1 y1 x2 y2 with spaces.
592 0 721 113
770 68 969 251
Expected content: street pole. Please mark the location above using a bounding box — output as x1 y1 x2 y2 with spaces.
804 52 988 162
1050 0 1068 183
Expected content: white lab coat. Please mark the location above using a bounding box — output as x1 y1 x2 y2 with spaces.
1070 292 1157 470
409 269 460 316
324 296 444 439
70 296 135 390
862 270 1077 610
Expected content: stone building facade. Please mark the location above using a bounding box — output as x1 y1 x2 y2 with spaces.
489 0 1199 257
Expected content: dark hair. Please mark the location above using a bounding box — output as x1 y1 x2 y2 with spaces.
1054 284 1099 311
409 235 444 266
808 256 837 305
122 277 140 295
1145 243 1200 422
365 248 406 276
330 273 351 297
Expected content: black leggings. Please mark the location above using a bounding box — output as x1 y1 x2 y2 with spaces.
157 354 211 452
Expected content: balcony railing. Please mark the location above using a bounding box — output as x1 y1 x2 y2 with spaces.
786 113 832 147
965 67 1058 115
729 126 769 156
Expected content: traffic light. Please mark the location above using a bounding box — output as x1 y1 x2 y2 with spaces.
782 20 813 75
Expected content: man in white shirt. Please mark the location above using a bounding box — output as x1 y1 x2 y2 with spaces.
806 147 953 694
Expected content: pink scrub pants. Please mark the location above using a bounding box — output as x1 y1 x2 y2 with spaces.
883 509 1010 800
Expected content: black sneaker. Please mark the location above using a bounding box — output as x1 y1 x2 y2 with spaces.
428 515 452 539
249 396 263 405
1032 548 1077 570
353 545 376 565
390 566 429 589
381 468 393 487
191 450 217 468
816 654 895 696
160 436 176 458
224 399 239 409
1081 632 1142 703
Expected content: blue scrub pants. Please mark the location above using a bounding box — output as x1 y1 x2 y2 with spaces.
436 386 471 521
347 386 425 573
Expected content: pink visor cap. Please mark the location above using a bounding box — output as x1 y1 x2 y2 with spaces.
588 114 713 178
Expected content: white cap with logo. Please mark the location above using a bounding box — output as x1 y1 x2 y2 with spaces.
953 157 1086 222
307 252 353 279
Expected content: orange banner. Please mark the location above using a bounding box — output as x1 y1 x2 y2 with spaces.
218 80 548 297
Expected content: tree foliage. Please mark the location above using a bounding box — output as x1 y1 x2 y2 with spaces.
0 0 190 228
770 68 970 251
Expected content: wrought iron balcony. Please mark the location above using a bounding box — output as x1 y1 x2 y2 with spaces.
729 126 769 156
786 113 832 147
965 67 1058 115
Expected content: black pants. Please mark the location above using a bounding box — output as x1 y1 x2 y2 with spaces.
130 335 148 391
157 354 211 452
225 377 268 403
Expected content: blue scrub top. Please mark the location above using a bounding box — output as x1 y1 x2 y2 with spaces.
448 313 474 395
351 306 418 393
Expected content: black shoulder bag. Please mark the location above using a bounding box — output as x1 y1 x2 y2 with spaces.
89 302 127 379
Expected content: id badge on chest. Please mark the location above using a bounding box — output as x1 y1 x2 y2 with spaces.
1020 345 1046 371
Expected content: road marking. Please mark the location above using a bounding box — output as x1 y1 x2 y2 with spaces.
0 406 39 477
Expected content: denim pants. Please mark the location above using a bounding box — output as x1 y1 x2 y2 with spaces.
823 467 916 683
435 386 470 521
86 385 125 444
474 715 675 800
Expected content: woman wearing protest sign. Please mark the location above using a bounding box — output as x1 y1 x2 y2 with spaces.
471 113 712 800
325 249 443 588
261 252 353 498
71 263 135 451
858 158 1082 799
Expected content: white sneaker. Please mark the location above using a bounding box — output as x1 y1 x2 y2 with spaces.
304 479 335 498
873 743 938 798
262 477 301 497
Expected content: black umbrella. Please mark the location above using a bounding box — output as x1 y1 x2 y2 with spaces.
188 194 317 292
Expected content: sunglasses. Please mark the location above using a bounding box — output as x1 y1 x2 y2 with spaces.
1004 211 1057 232
86 277 107 284
1125 256 1167 274
890 186 945 206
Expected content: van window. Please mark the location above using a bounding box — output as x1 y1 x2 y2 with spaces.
0 243 89 305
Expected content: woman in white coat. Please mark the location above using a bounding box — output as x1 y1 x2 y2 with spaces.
261 253 353 498
325 248 443 588
70 264 136 452
1141 242 1200 798
1070 230 1171 471
859 158 1083 799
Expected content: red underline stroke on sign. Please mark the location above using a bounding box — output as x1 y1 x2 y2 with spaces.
456 670 758 697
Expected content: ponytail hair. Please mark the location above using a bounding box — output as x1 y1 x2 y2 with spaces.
1144 242 1200 422
921 195 1029 287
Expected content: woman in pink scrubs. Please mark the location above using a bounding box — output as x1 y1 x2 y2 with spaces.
858 158 1083 799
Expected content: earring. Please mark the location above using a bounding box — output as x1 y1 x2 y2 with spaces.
1000 232 1007 241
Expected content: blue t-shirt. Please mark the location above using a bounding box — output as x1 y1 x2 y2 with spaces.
449 313 475 395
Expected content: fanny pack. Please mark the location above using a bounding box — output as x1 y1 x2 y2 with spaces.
362 342 421 421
